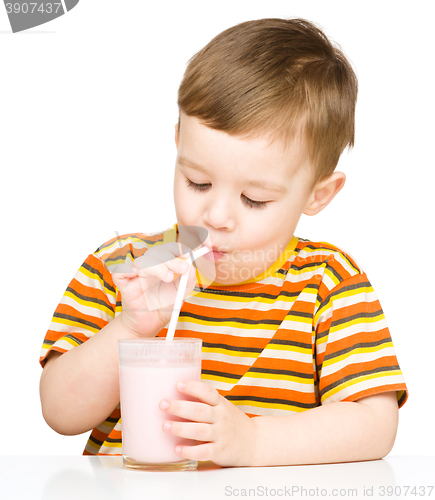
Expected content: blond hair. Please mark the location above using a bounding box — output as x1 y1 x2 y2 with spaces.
177 18 358 187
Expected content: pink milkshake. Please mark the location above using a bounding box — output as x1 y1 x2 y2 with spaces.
118 338 202 471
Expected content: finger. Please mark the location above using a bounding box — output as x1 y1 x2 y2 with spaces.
163 420 213 442
166 257 191 276
176 380 222 407
159 399 215 424
135 243 193 271
136 261 177 283
185 263 198 290
173 264 197 294
175 442 214 462
160 241 193 259
111 266 138 280
135 255 190 282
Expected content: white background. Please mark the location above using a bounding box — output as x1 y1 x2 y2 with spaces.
0 1 433 457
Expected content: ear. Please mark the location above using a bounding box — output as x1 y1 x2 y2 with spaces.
175 122 179 149
303 171 346 216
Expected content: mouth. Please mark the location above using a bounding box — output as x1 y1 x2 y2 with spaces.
200 245 227 262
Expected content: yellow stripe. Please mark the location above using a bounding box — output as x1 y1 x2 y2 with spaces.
180 317 278 331
51 317 99 334
322 369 403 401
314 286 374 323
202 347 260 358
104 255 134 266
202 373 238 384
95 235 150 258
80 267 117 299
194 290 295 305
284 313 312 325
101 441 122 449
243 371 312 384
163 226 177 244
323 266 341 287
330 313 386 334
85 440 100 453
323 342 394 369
301 244 360 274
64 291 115 317
263 343 311 354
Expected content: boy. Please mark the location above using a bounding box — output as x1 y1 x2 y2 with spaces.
39 18 408 467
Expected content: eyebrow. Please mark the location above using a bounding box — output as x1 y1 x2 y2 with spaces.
178 156 288 194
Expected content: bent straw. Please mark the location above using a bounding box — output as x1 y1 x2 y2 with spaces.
166 246 211 342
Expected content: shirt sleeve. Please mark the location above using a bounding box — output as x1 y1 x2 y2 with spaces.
314 272 408 408
39 253 118 368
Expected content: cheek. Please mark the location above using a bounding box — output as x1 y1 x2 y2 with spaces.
174 178 196 223
173 173 186 206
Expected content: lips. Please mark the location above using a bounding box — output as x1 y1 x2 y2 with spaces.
202 250 226 262
203 245 227 253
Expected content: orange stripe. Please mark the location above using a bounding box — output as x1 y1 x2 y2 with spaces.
341 385 407 405
320 356 403 390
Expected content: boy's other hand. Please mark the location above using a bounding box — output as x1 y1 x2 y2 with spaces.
159 380 257 467
111 243 197 337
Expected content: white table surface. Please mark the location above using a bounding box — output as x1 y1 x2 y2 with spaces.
0 456 433 500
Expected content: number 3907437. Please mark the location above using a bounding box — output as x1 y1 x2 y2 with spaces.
5 3 62 14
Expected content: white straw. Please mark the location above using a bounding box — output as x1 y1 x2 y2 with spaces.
166 246 211 342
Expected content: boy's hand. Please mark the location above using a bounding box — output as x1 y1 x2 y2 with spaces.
159 380 257 467
111 242 198 337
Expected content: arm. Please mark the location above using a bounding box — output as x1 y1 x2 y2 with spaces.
39 315 161 436
160 382 399 467
251 392 399 466
40 247 195 436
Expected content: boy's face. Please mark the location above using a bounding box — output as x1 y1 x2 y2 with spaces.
173 113 317 285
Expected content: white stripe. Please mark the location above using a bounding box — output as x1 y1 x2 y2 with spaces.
98 444 122 455
202 352 259 365
257 349 313 363
316 320 390 359
47 338 77 352
186 293 295 312
94 236 150 259
175 320 279 339
331 289 380 310
201 378 235 392
329 317 389 340
331 251 360 276
322 374 406 404
279 318 312 331
50 317 98 337
60 294 114 322
286 267 326 283
322 272 340 290
315 290 383 329
295 248 360 277
238 374 314 391
321 346 399 377
74 269 117 301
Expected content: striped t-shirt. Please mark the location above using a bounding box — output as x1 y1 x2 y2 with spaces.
40 223 408 456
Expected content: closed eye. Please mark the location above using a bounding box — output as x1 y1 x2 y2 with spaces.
184 178 269 209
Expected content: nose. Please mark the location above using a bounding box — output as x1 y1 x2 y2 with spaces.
202 193 235 232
